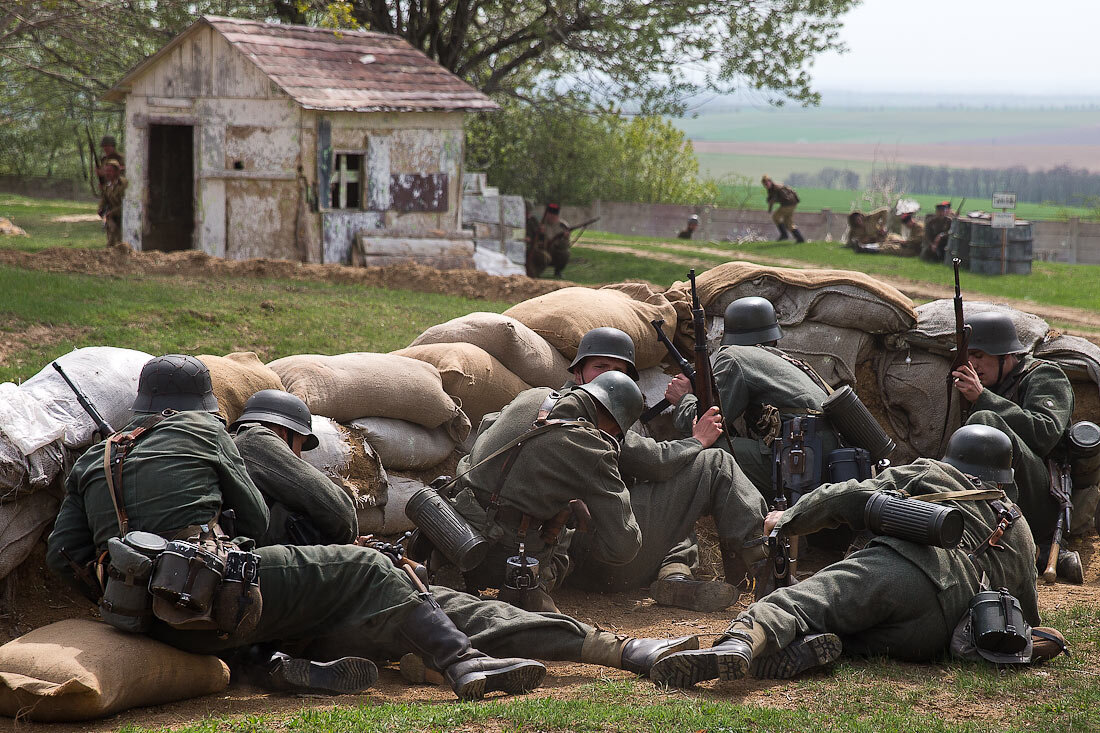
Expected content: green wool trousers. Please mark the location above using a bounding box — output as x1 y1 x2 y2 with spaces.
151 544 592 663
744 546 956 662
567 449 767 592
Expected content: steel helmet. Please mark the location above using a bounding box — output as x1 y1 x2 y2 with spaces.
965 312 1026 356
576 370 644 434
941 425 1015 484
568 327 639 380
722 296 783 346
230 389 319 450
132 355 219 414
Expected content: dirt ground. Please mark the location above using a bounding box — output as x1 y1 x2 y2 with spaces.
3 526 1098 732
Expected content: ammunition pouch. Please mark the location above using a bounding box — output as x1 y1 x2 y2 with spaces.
864 492 965 548
773 416 824 502
826 447 873 483
821 385 896 461
212 547 262 638
149 538 262 636
405 484 490 573
99 531 167 633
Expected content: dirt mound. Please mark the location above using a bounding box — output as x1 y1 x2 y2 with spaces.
0 246 570 304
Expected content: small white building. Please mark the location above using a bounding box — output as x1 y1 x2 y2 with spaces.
105 15 496 264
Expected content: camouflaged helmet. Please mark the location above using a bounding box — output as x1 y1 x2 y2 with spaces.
576 370 644 434
132 355 219 414
569 327 639 380
229 389 319 451
722 296 783 346
965 311 1026 356
941 425 1015 484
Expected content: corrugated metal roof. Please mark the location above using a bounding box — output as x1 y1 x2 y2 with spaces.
108 15 497 113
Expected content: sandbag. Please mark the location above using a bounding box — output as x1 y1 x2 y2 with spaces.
393 343 532 428
875 346 960 462
0 485 61 582
1035 334 1100 426
0 438 27 500
665 262 916 335
409 311 572 387
197 352 284 426
0 383 66 455
268 353 470 442
779 322 876 388
893 300 1050 355
627 366 678 441
346 416 456 471
0 619 229 722
304 415 388 509
503 284 678 369
20 347 152 449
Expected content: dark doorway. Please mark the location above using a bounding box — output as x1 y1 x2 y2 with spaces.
144 124 194 251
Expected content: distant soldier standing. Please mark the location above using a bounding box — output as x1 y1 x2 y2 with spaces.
678 215 700 239
922 201 954 262
526 204 571 278
762 175 804 243
98 160 127 247
98 135 125 177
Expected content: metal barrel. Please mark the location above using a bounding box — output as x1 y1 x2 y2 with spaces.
404 487 490 572
947 218 973 268
864 492 964 548
822 385 896 462
1068 420 1100 488
968 220 1033 275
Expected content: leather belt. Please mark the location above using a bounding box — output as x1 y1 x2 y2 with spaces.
473 491 528 530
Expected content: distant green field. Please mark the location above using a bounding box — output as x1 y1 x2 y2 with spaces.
698 152 878 181
714 184 1092 221
675 106 1100 144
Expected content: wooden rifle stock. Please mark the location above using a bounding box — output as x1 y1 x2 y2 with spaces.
1043 460 1072 584
942 259 971 445
688 269 717 418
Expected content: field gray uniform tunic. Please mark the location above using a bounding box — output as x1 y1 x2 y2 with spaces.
232 423 358 546
674 344 841 499
47 411 599 664
451 387 641 592
556 380 767 592
965 355 1074 542
742 459 1038 661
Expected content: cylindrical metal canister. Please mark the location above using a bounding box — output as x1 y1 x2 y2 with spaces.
822 385 896 462
864 492 964 548
405 487 490 572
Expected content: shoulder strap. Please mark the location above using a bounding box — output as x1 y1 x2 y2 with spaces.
102 411 172 537
915 489 1006 503
758 345 834 395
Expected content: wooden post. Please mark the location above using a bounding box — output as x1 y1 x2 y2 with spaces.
1001 227 1007 275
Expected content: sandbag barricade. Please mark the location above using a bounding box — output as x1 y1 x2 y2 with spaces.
303 415 387 511
267 353 471 442
409 311 572 387
346 416 457 472
0 619 229 722
0 485 62 582
889 300 1049 356
393 343 532 429
502 283 678 370
197 352 284 426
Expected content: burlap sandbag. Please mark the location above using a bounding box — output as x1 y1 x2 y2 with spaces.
665 262 916 335
779 322 876 388
304 415 387 509
891 300 1050 355
409 312 572 387
503 284 677 369
197 352 285 426
0 619 229 722
875 346 961 461
394 343 532 429
267 353 469 442
346 416 456 471
0 485 61 582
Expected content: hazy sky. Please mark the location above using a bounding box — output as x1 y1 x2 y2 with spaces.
811 0 1100 94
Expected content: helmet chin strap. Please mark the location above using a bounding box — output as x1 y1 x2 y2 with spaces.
996 355 1007 385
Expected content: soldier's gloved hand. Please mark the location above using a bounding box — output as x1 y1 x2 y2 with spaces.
692 406 723 449
665 374 692 405
952 364 983 401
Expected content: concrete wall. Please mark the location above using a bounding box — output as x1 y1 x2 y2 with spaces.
0 176 93 201
560 200 1100 265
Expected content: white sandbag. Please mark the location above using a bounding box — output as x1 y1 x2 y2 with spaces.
268 353 470 442
892 300 1050 355
409 312 572 388
304 415 388 509
0 383 67 455
381 475 424 534
0 438 27 500
0 485 62 581
20 347 152 449
25 442 65 492
346 417 456 471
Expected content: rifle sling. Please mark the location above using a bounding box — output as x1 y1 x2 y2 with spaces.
758 345 835 395
915 489 1006 503
102 412 172 537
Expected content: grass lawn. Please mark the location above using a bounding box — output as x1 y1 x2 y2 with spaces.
0 193 103 251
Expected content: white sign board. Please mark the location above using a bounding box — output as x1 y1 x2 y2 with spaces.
991 211 1016 229
992 192 1017 209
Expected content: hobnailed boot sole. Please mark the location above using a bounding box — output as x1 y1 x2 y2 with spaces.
650 577 737 613
649 646 750 688
750 633 841 679
451 660 546 701
270 656 378 695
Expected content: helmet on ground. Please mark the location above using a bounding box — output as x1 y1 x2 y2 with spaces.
576 371 644 434
965 311 1026 355
722 296 783 346
569 327 639 380
230 389 318 450
941 424 1014 484
133 355 219 414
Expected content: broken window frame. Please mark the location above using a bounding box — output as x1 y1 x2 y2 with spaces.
329 150 366 210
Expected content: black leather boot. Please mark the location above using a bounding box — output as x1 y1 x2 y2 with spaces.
649 573 736 612
621 636 700 676
776 225 789 241
792 228 806 243
750 633 841 679
398 594 546 700
649 619 764 688
1057 549 1084 584
234 646 378 695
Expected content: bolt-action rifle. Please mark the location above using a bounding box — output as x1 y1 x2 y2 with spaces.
942 258 971 447
1043 460 1073 584
52 362 114 438
640 319 696 423
688 269 736 453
